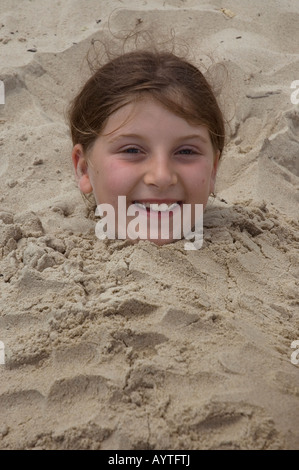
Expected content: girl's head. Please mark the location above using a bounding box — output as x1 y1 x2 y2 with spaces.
69 50 225 245
69 50 225 155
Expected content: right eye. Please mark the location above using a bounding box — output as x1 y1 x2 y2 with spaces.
122 147 141 154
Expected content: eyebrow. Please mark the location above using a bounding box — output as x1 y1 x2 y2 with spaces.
176 134 209 144
107 133 209 145
106 133 144 143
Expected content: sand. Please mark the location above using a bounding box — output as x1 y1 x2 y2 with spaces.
0 0 298 450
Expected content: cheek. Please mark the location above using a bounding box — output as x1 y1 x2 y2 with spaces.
184 162 213 199
185 167 208 187
104 173 124 191
94 161 133 195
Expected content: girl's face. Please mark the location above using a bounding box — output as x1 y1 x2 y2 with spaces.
72 98 219 245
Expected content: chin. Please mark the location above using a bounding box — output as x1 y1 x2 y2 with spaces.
144 236 178 246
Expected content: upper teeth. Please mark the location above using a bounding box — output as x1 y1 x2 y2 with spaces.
134 202 180 212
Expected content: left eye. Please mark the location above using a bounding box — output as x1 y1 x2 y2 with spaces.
177 148 196 155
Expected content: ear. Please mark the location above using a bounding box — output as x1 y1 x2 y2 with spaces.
71 144 93 194
209 150 220 194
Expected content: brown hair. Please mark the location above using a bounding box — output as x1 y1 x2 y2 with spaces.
68 50 225 157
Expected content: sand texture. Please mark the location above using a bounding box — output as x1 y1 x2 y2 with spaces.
0 0 298 450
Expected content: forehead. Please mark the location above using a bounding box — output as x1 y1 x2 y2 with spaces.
101 97 211 141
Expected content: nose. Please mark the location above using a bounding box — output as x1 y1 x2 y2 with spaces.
143 153 178 189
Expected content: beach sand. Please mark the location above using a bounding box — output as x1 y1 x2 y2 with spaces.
0 0 298 449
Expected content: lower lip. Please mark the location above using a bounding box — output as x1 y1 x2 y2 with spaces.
132 203 182 218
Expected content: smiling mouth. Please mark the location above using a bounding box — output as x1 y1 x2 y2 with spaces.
133 201 182 212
